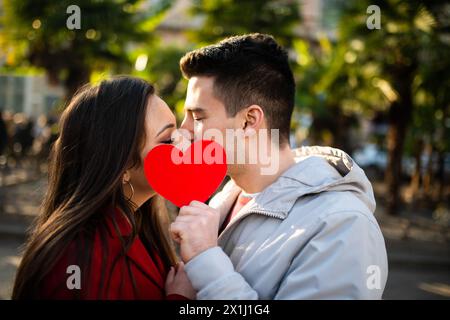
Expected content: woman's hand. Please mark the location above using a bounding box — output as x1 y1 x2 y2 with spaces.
165 262 196 299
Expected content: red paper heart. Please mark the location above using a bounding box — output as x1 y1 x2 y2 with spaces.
144 140 227 207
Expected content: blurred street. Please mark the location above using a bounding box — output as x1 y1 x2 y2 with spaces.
0 169 449 300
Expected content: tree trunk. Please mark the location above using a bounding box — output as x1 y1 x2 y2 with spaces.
409 138 423 200
385 65 415 215
423 143 434 200
333 108 355 154
437 148 445 203
437 105 448 203
309 104 353 152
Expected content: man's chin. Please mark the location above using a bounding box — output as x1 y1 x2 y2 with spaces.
226 163 247 178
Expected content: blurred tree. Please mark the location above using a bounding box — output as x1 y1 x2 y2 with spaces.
295 0 449 215
188 0 300 47
131 42 188 119
0 0 174 100
332 0 448 215
407 29 450 205
293 35 386 153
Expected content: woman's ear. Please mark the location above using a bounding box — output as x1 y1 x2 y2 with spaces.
243 105 265 136
122 170 131 184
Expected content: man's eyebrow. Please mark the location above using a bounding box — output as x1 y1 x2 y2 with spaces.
185 107 206 113
156 123 175 137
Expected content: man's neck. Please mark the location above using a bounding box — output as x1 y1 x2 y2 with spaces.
231 145 296 194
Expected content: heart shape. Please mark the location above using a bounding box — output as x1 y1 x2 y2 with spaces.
144 140 227 207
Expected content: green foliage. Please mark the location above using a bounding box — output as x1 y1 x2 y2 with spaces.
132 42 189 118
188 0 300 47
0 0 174 97
294 0 449 154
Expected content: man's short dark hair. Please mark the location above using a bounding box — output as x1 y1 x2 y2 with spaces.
180 33 295 144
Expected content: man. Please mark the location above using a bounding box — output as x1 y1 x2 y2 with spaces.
170 33 388 299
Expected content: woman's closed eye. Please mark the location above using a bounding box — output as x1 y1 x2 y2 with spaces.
160 138 174 145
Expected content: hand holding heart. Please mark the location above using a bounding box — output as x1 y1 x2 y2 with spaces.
170 200 221 262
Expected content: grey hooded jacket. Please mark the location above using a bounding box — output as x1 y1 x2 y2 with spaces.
185 146 388 299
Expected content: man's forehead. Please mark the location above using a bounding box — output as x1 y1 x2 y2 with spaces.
185 77 218 110
187 76 215 95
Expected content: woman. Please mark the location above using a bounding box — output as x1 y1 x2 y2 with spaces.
12 76 195 300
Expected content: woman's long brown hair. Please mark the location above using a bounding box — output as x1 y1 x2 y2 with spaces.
12 76 177 299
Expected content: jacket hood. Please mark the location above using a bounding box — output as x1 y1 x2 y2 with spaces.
211 146 376 219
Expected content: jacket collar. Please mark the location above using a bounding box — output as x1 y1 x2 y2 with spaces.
102 205 165 287
211 146 361 222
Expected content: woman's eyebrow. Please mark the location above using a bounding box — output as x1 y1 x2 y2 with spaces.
156 123 175 137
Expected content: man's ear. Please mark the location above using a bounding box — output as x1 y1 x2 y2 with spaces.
242 105 265 136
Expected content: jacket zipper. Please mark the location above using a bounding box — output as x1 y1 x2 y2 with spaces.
219 208 286 240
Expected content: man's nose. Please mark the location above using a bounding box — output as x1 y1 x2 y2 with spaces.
180 117 194 142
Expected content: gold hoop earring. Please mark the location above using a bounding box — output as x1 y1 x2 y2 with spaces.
124 180 135 201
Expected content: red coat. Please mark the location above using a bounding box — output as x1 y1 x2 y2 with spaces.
40 205 186 300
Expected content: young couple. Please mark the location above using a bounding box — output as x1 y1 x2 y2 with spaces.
12 34 388 300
